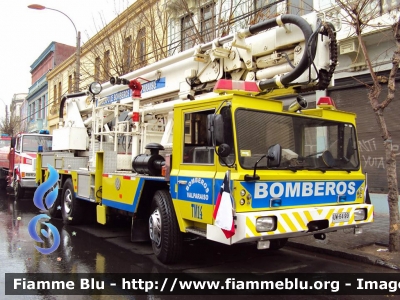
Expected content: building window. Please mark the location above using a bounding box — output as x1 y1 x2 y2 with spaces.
94 57 101 81
38 97 42 119
124 36 132 72
254 0 279 20
287 0 313 15
53 84 57 105
103 50 110 81
58 82 62 104
68 75 73 93
32 101 36 121
201 3 215 43
137 28 146 68
181 14 196 51
43 94 47 120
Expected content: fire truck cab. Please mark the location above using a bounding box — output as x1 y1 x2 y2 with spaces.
9 131 52 199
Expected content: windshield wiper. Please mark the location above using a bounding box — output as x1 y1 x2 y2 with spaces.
308 167 327 173
279 166 305 173
307 166 352 173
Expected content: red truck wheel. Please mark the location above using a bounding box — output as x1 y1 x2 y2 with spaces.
13 176 25 200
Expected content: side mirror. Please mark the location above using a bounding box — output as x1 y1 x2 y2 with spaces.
267 144 281 167
322 150 336 167
217 143 231 158
245 144 282 181
207 114 225 146
10 137 16 149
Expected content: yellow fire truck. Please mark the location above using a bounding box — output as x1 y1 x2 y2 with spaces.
36 12 373 264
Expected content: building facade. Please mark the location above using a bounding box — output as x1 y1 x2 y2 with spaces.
318 1 400 193
46 0 165 133
10 93 27 134
26 41 76 133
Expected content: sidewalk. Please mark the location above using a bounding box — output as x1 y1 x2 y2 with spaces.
287 212 400 270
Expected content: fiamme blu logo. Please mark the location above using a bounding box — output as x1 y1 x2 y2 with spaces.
28 164 60 254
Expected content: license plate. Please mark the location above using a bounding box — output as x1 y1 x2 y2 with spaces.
332 212 350 223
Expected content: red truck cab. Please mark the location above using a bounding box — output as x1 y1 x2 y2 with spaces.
7 131 52 199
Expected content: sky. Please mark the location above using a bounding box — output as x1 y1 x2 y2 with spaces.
0 0 134 118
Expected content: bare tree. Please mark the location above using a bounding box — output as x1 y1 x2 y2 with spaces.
335 0 400 251
80 0 287 84
0 108 19 136
80 0 170 84
166 0 284 54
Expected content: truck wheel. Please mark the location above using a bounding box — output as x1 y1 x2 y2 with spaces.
61 178 83 225
149 190 183 264
269 238 288 250
47 190 61 218
0 179 6 189
14 176 25 200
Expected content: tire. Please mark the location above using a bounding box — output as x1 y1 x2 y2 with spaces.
14 176 25 200
0 178 7 190
269 238 288 250
47 189 62 218
149 190 183 264
61 178 83 225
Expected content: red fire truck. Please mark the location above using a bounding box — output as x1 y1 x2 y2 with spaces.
0 131 52 199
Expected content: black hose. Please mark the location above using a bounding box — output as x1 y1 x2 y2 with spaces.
58 91 87 122
248 14 315 91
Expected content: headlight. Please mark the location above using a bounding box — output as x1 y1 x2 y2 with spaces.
89 82 102 95
354 208 367 221
256 217 277 232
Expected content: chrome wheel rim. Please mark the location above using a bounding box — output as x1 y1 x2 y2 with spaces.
64 189 72 214
149 208 161 247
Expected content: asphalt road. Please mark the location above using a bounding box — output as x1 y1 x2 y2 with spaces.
0 190 397 300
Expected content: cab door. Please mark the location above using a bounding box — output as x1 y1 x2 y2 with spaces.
174 108 216 225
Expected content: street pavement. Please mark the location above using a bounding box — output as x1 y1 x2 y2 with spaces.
288 211 400 271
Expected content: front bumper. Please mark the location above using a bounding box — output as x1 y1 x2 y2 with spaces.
20 178 37 189
207 203 373 244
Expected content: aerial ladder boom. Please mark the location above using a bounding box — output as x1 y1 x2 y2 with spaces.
97 12 336 103
55 12 337 164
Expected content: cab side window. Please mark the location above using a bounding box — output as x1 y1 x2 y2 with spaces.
183 109 214 164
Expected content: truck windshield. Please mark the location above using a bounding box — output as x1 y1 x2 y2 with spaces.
235 109 359 171
22 135 52 152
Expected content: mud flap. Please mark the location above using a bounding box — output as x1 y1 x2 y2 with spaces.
96 204 107 225
131 218 150 242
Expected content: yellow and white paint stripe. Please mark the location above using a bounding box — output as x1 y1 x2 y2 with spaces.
228 204 373 243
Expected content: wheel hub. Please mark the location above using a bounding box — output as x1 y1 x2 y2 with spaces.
64 189 72 214
13 178 18 195
149 208 161 247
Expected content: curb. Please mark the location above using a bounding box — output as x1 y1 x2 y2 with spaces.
287 241 400 271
